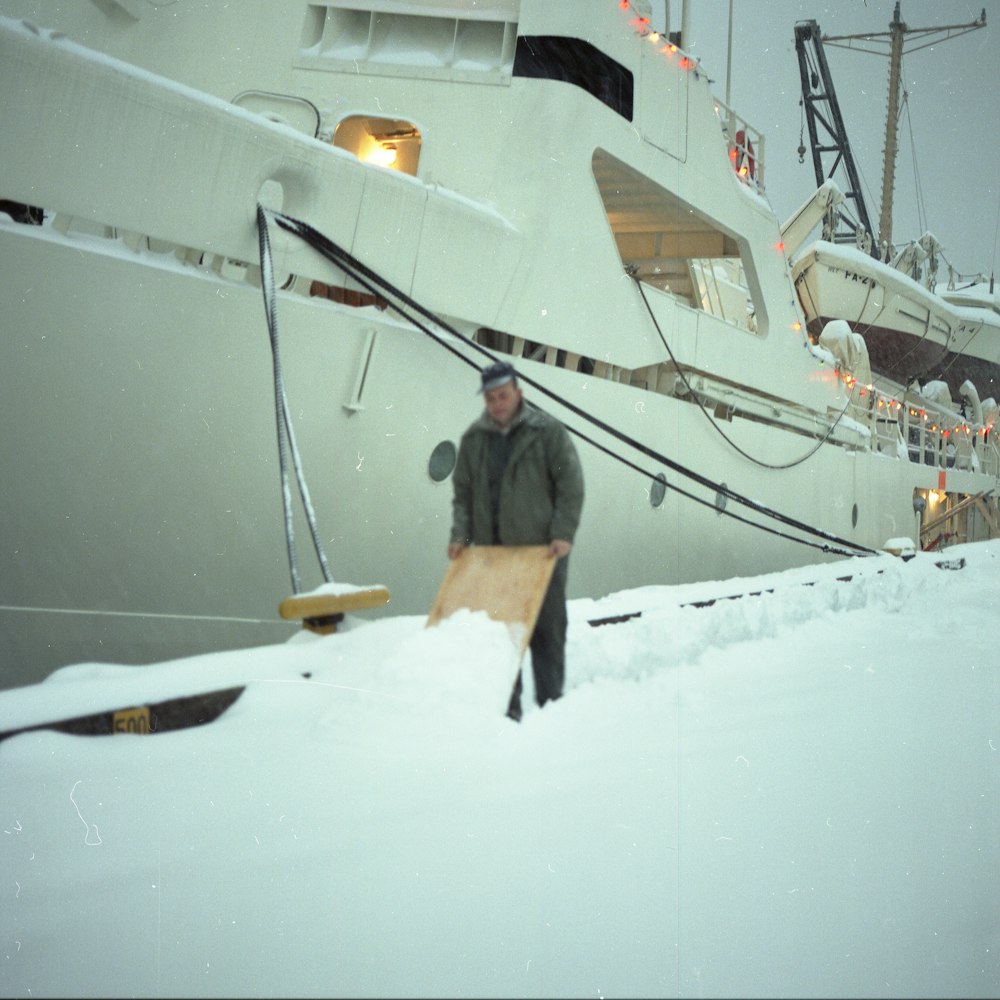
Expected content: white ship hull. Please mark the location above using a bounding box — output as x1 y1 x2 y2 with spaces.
2 3 997 685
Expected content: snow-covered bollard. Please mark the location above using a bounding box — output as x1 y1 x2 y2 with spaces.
279 582 391 635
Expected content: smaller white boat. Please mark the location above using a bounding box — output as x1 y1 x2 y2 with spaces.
791 236 1000 406
789 4 997 411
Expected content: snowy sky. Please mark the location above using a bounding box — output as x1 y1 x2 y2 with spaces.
668 0 1000 279
2 540 998 998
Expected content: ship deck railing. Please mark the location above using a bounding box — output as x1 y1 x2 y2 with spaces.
714 98 765 196
861 388 1000 478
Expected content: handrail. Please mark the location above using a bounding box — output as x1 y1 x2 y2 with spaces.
855 383 1000 477
714 97 765 195
920 489 995 536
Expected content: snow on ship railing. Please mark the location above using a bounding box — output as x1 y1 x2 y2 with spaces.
835 370 1000 478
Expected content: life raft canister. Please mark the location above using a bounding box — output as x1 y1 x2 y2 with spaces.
734 128 755 179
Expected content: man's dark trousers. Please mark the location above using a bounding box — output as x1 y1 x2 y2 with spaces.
509 556 568 715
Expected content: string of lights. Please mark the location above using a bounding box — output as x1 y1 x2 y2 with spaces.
616 0 997 448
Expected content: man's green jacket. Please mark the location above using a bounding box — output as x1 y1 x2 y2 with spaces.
450 403 584 547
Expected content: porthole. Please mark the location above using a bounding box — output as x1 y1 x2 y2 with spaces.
650 472 667 508
715 483 728 513
851 502 859 528
428 440 457 482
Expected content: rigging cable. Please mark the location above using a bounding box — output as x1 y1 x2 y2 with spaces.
901 95 928 237
256 205 333 593
630 271 852 470
264 208 878 560
520 397 861 556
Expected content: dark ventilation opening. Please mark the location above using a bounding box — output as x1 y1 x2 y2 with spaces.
0 200 43 225
513 36 633 121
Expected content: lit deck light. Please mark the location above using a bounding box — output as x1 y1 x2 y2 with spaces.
366 143 397 168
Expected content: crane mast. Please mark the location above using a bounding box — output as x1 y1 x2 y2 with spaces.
794 2 986 259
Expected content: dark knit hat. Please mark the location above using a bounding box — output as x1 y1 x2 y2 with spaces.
479 361 517 393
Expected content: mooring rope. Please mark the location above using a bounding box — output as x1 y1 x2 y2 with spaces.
629 271 852 471
256 205 332 593
260 207 878 561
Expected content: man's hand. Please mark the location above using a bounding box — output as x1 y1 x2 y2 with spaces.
447 541 466 560
547 539 572 559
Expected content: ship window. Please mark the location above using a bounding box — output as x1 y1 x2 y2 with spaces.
333 115 422 177
513 36 633 121
592 147 761 334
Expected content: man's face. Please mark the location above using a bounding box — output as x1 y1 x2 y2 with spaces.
484 380 523 429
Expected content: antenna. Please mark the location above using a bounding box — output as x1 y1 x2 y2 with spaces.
818 2 986 253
